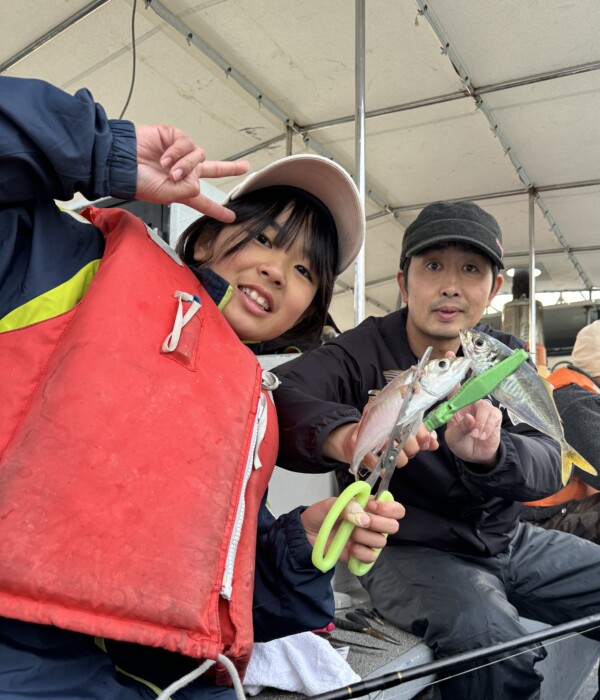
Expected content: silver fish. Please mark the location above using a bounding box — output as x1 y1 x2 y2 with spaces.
350 355 471 474
460 328 597 485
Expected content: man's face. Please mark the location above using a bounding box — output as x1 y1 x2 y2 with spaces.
397 244 503 353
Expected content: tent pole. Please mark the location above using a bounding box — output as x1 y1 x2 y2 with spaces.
0 0 110 74
529 190 537 364
354 0 366 326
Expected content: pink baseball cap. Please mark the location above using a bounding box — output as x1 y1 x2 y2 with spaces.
225 154 365 274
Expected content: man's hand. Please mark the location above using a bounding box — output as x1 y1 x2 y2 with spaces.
301 496 405 565
444 398 502 469
324 421 438 471
135 124 249 221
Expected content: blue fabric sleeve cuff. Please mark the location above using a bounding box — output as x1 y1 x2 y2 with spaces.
105 120 137 199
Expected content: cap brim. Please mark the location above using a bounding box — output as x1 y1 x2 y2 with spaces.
404 225 505 269
225 154 365 274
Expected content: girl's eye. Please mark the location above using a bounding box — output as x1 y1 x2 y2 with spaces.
255 232 272 247
464 263 479 273
426 261 441 271
295 264 313 282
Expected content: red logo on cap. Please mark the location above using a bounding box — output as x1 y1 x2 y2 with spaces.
496 238 504 255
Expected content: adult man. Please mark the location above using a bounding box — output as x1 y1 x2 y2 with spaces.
273 201 600 699
523 320 600 543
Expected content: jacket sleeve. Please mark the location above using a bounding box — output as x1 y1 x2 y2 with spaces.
0 76 136 203
273 343 364 474
252 495 334 642
456 419 564 502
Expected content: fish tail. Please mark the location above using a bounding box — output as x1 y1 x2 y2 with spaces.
561 444 598 485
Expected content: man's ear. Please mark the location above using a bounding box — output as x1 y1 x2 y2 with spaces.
487 273 504 307
397 269 409 304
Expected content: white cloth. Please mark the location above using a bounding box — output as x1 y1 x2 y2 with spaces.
243 632 361 696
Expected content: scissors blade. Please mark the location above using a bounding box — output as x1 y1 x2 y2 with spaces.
377 419 418 494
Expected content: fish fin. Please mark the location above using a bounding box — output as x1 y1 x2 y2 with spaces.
541 378 563 426
374 439 387 455
540 377 555 398
350 455 370 476
383 369 405 384
562 445 598 485
411 411 424 435
507 409 523 426
366 390 380 405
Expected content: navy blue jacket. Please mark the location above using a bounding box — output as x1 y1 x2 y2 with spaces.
0 76 333 688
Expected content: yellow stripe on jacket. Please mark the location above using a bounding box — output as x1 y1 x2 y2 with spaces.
0 259 100 333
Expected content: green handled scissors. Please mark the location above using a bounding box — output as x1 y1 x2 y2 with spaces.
311 347 433 576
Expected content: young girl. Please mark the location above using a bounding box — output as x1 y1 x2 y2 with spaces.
0 76 403 699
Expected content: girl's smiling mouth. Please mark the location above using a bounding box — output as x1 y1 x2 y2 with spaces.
239 286 272 312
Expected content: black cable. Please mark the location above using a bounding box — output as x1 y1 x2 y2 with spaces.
118 0 138 119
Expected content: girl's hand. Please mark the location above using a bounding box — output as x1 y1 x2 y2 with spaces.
134 124 249 221
301 496 405 565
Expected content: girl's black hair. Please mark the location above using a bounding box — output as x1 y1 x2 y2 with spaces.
176 185 339 343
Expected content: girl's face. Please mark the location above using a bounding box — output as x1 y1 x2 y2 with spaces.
193 210 320 341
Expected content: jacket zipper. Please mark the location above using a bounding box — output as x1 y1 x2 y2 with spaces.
220 392 267 600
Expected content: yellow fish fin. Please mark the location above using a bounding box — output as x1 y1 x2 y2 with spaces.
561 445 598 485
541 377 555 398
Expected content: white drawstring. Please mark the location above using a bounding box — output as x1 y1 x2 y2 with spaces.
252 371 279 470
155 654 246 700
162 291 201 353
261 370 281 392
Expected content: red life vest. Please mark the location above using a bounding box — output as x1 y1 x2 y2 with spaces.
0 206 277 683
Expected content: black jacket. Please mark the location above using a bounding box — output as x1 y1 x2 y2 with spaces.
274 307 563 557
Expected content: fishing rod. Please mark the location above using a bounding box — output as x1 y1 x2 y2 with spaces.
311 612 600 700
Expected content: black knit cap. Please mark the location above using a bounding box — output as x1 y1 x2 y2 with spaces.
400 200 504 269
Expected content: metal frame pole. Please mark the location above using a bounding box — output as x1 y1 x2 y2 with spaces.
528 191 537 364
354 0 366 325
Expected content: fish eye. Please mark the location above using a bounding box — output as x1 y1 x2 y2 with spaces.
437 359 448 369
474 337 485 348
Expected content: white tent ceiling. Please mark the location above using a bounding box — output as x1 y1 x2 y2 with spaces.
2 0 599 331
